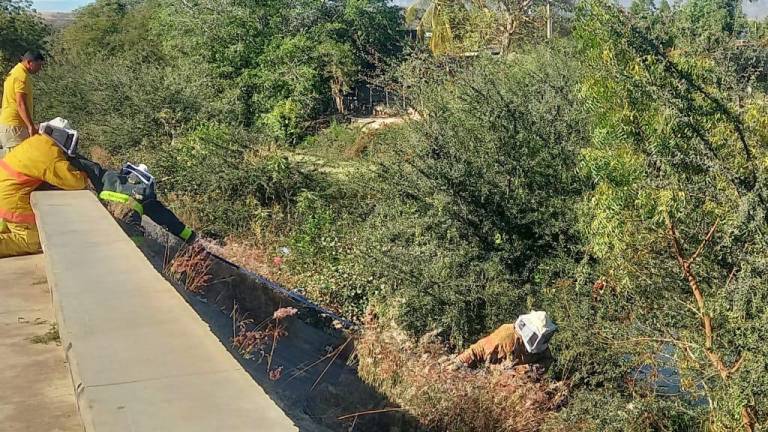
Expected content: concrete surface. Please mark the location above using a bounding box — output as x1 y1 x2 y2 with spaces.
31 190 298 432
0 254 82 432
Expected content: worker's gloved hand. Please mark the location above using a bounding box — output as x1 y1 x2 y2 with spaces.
67 154 104 191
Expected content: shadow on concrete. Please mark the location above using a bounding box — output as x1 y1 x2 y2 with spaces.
133 220 417 432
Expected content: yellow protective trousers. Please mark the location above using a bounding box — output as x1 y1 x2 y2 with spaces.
0 219 40 258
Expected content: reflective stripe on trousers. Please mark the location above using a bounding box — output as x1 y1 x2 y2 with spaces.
98 191 144 215
0 159 41 224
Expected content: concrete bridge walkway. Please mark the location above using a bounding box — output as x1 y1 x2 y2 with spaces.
0 190 300 432
0 254 81 432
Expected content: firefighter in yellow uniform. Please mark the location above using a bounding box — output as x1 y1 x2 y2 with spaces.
454 311 557 371
0 118 87 258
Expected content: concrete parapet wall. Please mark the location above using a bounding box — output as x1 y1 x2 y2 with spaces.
31 190 298 432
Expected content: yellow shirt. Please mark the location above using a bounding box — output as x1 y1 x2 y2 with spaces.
0 63 33 127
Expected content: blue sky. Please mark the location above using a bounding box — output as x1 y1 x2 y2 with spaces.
33 0 768 17
743 0 768 17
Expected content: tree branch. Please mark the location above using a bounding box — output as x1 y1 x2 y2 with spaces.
689 219 719 264
665 215 711 347
665 214 746 386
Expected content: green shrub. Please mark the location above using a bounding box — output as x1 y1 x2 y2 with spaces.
289 191 338 267
299 121 364 161
149 123 325 237
542 390 704 432
359 48 589 347
0 0 49 68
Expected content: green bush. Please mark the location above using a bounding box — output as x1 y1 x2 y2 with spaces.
0 0 49 68
289 191 338 266
299 121 364 161
148 123 325 237
542 390 704 432
31 0 768 429
357 48 589 347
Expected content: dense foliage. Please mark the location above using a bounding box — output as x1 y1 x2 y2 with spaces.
0 0 48 68
7 0 768 429
361 51 586 346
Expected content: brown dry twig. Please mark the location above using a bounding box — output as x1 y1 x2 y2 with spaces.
337 407 405 421
356 322 568 432
267 307 298 372
232 307 297 380
311 337 352 391
287 338 351 383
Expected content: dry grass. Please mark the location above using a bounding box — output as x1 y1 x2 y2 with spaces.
87 145 115 167
165 243 212 293
163 193 205 231
210 236 300 289
104 200 135 220
212 237 273 275
356 321 569 432
29 323 60 345
345 130 376 158
232 306 298 380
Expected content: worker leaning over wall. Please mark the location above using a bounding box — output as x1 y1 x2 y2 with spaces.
0 118 87 258
67 153 196 244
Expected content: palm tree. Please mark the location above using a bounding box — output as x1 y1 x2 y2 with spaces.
406 0 459 54
406 0 555 55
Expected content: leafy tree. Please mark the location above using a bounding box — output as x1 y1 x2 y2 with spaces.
628 0 654 16
658 0 671 15
406 0 460 54
0 0 49 69
407 0 569 54
40 0 402 146
156 0 401 140
572 0 768 428
673 0 745 54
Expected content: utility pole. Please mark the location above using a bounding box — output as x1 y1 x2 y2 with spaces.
546 0 552 40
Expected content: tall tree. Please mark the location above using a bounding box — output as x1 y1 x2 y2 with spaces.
406 0 461 54
407 0 568 54
0 0 49 69
575 1 768 428
658 0 671 15
674 0 744 53
628 0 654 17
